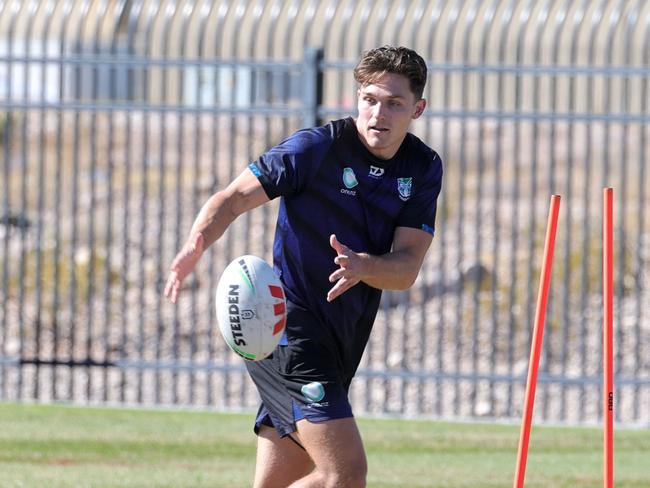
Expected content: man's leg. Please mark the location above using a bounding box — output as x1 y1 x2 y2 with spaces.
288 417 367 488
253 424 314 488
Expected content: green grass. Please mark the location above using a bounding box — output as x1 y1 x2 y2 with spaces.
0 403 649 487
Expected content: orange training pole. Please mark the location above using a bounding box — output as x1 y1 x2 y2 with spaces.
603 188 614 488
513 195 561 488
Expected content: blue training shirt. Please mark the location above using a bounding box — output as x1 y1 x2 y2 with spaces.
249 117 443 379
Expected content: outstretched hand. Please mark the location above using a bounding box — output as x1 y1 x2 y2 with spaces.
327 234 366 302
164 232 205 304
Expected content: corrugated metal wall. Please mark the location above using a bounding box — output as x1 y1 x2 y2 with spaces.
1 0 649 426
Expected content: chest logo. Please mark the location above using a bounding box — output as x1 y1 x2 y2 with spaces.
369 165 385 178
397 177 412 201
343 167 358 189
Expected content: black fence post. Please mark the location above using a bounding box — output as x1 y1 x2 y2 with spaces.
302 47 323 128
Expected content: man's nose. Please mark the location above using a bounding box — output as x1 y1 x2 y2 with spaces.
373 102 387 119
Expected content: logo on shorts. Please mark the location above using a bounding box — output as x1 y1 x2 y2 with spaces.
301 382 325 402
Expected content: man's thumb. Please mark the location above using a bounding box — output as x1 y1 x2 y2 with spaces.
330 234 345 254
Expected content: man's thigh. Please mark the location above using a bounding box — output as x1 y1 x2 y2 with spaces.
296 417 367 479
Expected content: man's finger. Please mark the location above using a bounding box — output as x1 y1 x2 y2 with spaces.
329 268 346 283
329 234 345 254
169 283 179 304
164 272 176 298
327 277 357 302
327 281 345 302
334 255 349 266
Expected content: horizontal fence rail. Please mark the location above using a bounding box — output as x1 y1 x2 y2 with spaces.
0 0 649 426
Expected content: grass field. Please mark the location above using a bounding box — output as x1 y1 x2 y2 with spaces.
1 403 649 487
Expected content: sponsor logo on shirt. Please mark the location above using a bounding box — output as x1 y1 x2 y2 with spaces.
340 167 358 196
397 177 412 201
342 167 358 188
368 165 385 178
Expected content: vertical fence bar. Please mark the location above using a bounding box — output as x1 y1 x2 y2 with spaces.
540 0 565 422
560 0 586 422
603 187 614 488
0 0 20 400
425 1 447 418
33 0 56 401
489 0 511 417
615 3 638 424
452 1 475 417
578 1 602 421
194 1 211 407
522 4 547 422
207 2 230 409
18 0 41 399
223 4 247 409
136 49 149 406
52 0 73 402
436 0 456 418
85 1 108 402
469 0 495 419
506 0 528 419
301 47 323 129
633 20 650 422
102 3 121 401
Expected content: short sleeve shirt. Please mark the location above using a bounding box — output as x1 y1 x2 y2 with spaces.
249 117 443 376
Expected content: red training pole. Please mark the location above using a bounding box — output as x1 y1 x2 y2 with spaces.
513 195 561 488
603 188 614 488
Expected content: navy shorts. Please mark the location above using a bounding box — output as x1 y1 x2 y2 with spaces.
245 301 354 437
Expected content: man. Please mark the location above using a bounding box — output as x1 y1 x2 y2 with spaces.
165 46 442 488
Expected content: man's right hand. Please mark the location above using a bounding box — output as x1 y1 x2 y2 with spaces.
164 232 205 304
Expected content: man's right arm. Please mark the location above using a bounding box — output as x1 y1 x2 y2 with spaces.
164 168 269 303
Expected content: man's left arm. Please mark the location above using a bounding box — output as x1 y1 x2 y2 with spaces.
327 227 433 302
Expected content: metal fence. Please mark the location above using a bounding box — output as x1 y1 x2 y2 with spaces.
1 0 649 426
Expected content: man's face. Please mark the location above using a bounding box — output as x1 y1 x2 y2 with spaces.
355 72 426 160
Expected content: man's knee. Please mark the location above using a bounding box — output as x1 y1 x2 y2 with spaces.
296 416 367 487
320 457 367 488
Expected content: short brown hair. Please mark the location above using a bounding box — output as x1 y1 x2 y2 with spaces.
353 46 428 99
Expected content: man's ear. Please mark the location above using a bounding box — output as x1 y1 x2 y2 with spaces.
413 98 427 119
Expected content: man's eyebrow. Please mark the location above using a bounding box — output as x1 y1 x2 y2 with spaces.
360 90 407 100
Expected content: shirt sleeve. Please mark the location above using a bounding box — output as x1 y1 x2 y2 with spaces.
248 127 333 199
396 152 443 236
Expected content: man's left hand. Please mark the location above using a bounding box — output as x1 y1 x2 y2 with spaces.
327 234 367 302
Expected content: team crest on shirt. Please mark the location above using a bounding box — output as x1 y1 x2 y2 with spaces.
397 177 412 201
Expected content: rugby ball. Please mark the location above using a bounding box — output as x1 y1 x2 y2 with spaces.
215 255 286 361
